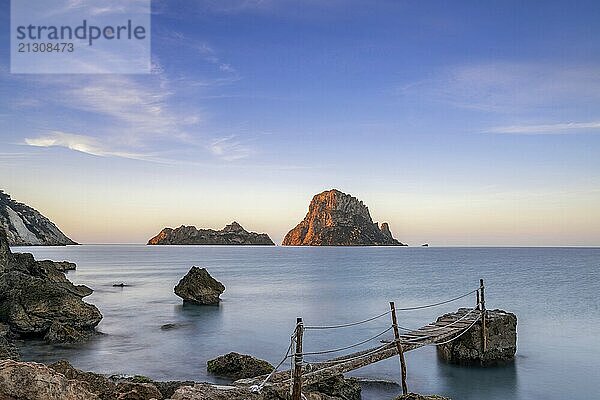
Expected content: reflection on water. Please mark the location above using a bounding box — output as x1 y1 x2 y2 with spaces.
15 245 600 400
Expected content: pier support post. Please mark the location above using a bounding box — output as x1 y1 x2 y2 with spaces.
390 302 408 395
480 279 487 353
291 317 304 400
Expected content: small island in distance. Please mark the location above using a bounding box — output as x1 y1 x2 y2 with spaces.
147 222 275 245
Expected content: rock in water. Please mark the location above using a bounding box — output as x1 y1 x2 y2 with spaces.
0 228 102 343
283 189 406 246
0 360 100 400
395 394 451 400
174 267 225 305
207 352 274 380
0 190 77 246
436 308 517 366
147 221 274 245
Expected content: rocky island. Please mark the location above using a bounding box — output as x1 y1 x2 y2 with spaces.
283 189 406 246
0 190 77 246
148 222 274 245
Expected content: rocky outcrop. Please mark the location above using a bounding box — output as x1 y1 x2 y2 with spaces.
304 375 361 400
283 189 406 246
173 377 359 400
395 394 451 400
436 309 517 366
148 222 274 246
174 267 225 305
0 190 77 246
207 352 274 380
0 360 100 400
50 360 117 400
0 228 102 343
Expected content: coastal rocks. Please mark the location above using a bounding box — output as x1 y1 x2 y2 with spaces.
436 309 517 366
0 336 19 361
0 359 99 400
0 228 102 343
207 352 274 380
282 189 406 246
305 375 361 400
171 382 353 400
114 381 163 400
50 360 117 400
0 190 77 246
174 267 225 305
148 222 274 246
395 394 451 400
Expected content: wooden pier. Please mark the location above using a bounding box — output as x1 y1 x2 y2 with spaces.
238 280 491 399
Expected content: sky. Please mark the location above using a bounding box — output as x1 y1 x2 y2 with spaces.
1 0 599 246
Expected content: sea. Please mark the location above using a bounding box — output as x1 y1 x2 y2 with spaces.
13 245 600 400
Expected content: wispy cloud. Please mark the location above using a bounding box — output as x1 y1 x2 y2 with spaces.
209 136 254 161
400 62 600 113
24 131 158 161
486 121 600 135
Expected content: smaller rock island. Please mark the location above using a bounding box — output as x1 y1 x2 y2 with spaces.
174 267 225 305
147 222 274 245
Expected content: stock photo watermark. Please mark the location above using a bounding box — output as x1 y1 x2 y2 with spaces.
11 0 151 74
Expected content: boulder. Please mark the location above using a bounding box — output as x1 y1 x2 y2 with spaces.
0 228 102 343
0 359 99 400
207 352 274 380
305 375 361 400
115 381 163 400
395 394 451 400
0 337 19 361
174 267 225 305
49 360 116 400
436 309 517 366
171 383 349 400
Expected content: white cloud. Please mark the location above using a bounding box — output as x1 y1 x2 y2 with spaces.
24 131 155 160
486 121 600 135
209 136 253 161
400 62 600 113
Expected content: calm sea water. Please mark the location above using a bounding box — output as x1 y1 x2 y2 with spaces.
13 245 600 400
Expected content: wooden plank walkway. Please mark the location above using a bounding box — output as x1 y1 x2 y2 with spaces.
237 307 481 388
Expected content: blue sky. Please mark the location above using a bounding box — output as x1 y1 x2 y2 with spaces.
1 0 599 245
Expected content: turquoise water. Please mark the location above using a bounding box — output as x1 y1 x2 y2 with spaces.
15 245 600 399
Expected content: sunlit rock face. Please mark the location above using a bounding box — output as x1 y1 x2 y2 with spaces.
282 189 406 246
0 190 77 246
147 222 275 245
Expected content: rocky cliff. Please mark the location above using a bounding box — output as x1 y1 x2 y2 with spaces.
147 222 275 245
282 189 405 246
0 190 77 246
0 227 102 344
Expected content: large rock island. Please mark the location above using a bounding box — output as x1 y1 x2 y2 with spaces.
148 222 274 245
283 189 406 246
0 190 77 246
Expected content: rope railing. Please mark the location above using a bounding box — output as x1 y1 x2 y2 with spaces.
303 310 391 330
301 325 394 357
393 287 481 311
250 333 296 393
411 313 482 346
396 306 480 334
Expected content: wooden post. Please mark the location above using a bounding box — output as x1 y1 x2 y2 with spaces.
291 317 304 400
479 279 487 353
476 289 481 310
390 302 408 395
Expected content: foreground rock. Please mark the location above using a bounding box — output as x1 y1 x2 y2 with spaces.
395 394 451 400
0 190 77 246
173 377 359 400
282 189 406 246
0 228 102 343
436 308 517 366
174 267 225 305
148 222 274 245
207 352 274 380
0 360 99 400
